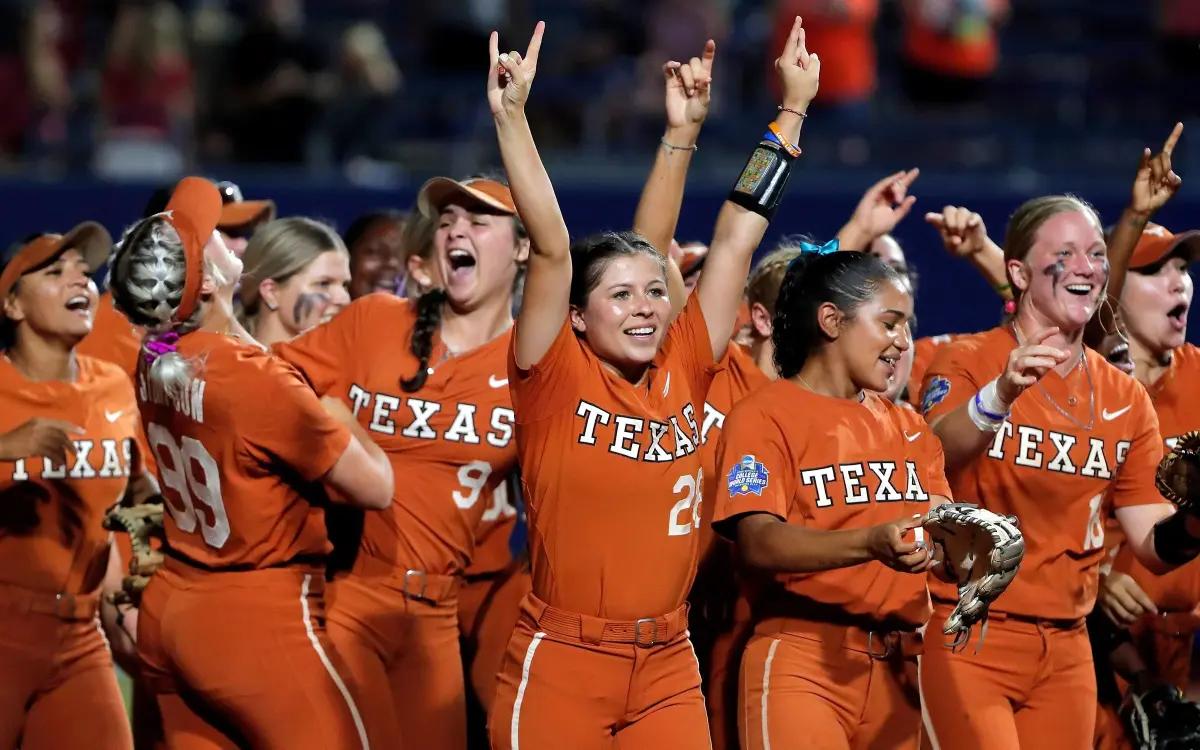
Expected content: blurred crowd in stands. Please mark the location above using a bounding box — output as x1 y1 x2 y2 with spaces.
0 0 1197 182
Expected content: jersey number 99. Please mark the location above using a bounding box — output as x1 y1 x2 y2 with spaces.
147 422 230 549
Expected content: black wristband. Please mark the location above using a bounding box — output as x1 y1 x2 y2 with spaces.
728 139 795 220
1152 511 1200 566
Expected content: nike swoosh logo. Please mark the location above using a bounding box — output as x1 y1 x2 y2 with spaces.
904 431 922 442
488 375 509 389
104 410 123 423
1102 405 1132 421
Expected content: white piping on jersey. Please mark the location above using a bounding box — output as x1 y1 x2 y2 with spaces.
299 574 370 750
511 631 546 750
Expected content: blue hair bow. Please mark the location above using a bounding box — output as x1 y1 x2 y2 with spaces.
798 238 839 255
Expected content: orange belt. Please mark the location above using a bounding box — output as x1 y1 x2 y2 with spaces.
0 580 100 621
352 556 461 604
526 594 689 648
758 614 924 659
983 610 1084 630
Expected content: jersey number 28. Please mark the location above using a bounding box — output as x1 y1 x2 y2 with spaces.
668 469 704 537
147 422 230 549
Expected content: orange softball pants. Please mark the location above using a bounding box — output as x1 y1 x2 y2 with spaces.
489 593 711 750
918 605 1096 750
738 614 923 750
326 566 466 750
137 558 372 750
457 564 532 716
0 582 131 750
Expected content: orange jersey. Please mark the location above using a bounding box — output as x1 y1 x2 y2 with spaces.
906 334 957 409
77 291 143 380
509 295 716 620
698 343 772 549
1106 343 1200 627
1146 343 1200 448
921 326 1167 620
0 355 141 594
275 293 518 576
465 483 520 576
137 332 349 569
77 291 157 477
711 381 950 627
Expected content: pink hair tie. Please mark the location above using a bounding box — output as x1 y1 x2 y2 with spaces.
144 331 180 364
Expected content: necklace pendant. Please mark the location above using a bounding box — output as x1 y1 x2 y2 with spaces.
1067 396 1078 406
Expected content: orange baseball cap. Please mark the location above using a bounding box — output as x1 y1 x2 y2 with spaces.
0 221 112 313
417 177 516 217
162 177 223 322
215 181 275 231
1129 222 1200 269
678 242 709 277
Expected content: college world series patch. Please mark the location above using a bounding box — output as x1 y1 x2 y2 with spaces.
921 376 951 415
727 454 769 497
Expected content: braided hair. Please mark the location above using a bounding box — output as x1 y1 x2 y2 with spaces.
108 216 232 402
772 251 905 379
400 288 449 392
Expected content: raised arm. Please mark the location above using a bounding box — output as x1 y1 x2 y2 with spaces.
1087 124 1184 349
836 169 920 252
924 206 1011 299
488 22 572 369
632 40 716 315
696 16 819 359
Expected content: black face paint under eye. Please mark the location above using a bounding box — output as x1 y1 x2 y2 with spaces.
1042 259 1067 288
292 292 332 326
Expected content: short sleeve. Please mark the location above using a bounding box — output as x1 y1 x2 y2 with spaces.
243 358 352 482
508 316 588 423
711 400 795 540
920 341 982 422
661 294 718 403
273 295 372 396
1109 389 1169 510
916 429 952 499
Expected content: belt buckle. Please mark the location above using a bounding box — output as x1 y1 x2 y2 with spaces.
866 630 894 660
54 592 77 620
403 570 427 601
634 617 659 648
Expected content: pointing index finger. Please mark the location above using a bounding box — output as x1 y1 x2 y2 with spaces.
489 30 500 67
700 39 716 75
1162 121 1184 158
783 16 801 59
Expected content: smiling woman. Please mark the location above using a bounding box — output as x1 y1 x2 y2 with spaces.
709 249 951 750
237 217 352 348
0 222 162 750
271 174 530 750
916 193 1200 750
